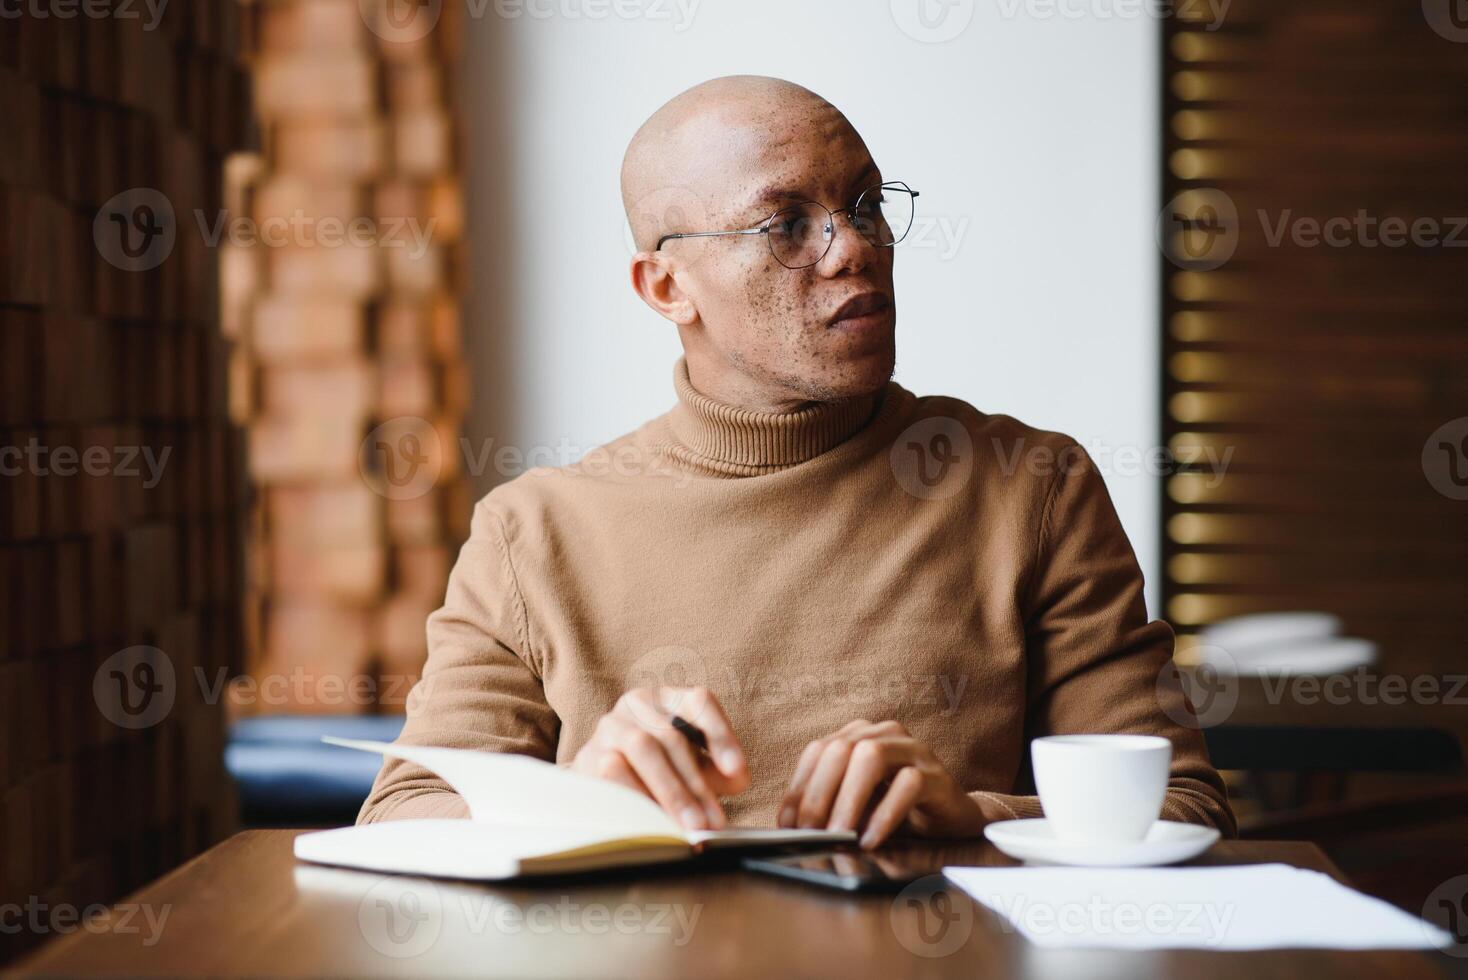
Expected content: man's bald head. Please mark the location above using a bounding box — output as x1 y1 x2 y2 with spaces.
621 76 844 252
622 75 898 409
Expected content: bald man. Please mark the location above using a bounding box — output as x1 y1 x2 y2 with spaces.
360 76 1234 847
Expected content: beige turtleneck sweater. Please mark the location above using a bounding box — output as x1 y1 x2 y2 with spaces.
359 358 1234 836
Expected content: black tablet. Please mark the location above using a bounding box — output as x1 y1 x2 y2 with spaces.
741 848 932 893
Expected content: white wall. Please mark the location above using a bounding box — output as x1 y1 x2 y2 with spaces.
464 0 1162 612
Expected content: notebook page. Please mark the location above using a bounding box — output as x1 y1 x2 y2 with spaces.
325 737 680 840
294 820 689 880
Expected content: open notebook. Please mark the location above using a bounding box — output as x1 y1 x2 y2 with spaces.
293 738 854 879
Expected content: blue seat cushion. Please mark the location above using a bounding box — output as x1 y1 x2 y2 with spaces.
225 715 406 820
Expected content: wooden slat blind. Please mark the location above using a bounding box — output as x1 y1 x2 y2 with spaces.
1160 1 1468 675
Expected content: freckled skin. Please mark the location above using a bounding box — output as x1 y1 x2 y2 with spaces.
622 76 898 411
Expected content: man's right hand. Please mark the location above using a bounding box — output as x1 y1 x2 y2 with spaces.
570 686 749 831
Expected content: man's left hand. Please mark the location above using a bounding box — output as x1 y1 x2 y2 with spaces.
777 719 988 849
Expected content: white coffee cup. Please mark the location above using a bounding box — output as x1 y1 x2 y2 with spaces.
1030 734 1172 844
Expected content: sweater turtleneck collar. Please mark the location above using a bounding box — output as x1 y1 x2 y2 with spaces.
666 356 885 472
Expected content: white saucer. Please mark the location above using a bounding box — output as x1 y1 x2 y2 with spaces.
984 819 1219 867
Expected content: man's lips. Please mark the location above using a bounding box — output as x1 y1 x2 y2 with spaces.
827 292 893 329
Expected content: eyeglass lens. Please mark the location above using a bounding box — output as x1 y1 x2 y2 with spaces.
765 183 916 269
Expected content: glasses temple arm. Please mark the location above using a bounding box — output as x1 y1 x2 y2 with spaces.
655 227 768 251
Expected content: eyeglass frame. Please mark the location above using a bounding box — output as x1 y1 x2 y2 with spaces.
654 180 920 269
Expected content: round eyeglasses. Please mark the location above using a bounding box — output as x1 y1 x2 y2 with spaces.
656 181 919 270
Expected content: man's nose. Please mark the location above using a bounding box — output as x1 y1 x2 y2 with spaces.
817 210 880 276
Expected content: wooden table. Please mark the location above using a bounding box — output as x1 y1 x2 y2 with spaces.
13 831 1453 978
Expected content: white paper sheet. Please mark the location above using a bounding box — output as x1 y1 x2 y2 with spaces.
943 863 1453 951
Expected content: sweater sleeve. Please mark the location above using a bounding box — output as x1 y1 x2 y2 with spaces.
356 498 561 824
968 440 1236 837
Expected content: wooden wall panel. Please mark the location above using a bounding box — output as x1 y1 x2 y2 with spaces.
0 2 252 963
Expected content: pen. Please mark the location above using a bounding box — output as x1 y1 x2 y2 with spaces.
670 714 709 754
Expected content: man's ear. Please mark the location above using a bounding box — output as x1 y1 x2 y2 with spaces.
629 252 699 327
